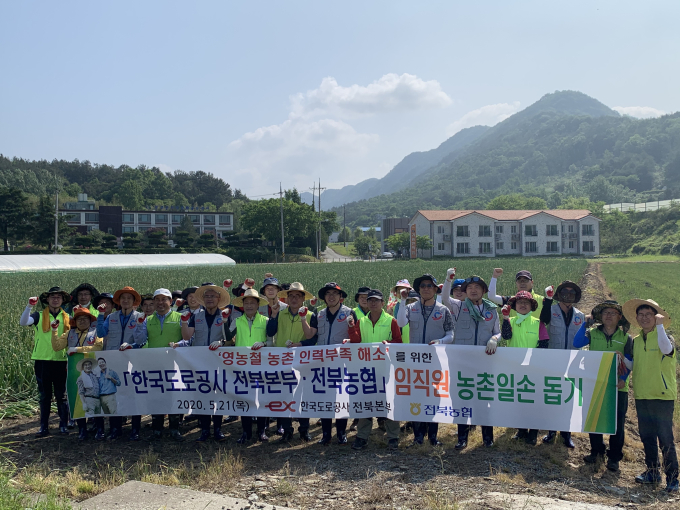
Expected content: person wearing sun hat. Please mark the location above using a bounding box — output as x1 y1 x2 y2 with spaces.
571 300 633 471
387 279 412 344
538 280 585 448
621 298 678 492
499 291 550 445
68 283 101 316
353 286 371 320
75 357 106 440
19 286 72 437
487 269 548 319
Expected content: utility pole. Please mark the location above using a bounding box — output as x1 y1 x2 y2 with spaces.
343 204 346 249
53 174 59 254
318 178 325 259
279 183 285 262
310 181 317 258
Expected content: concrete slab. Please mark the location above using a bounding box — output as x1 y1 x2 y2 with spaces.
463 492 618 510
77 481 294 510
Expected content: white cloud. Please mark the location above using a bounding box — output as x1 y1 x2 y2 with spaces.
154 163 174 174
612 106 665 119
291 73 452 118
446 101 521 136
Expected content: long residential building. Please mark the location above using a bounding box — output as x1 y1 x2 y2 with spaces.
409 209 600 258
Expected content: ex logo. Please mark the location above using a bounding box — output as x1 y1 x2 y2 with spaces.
410 403 421 416
264 401 296 412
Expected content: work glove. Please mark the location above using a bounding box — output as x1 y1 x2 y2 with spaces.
447 267 456 281
223 279 233 289
67 347 78 356
400 289 408 300
501 305 511 319
181 311 191 322
298 307 308 317
545 286 554 299
245 278 255 288
221 309 231 320
285 340 293 348
51 320 60 330
97 303 107 313
137 316 146 324
209 341 222 351
486 338 497 355
252 341 264 350
28 296 38 306
310 296 318 306
429 339 440 345
119 343 132 351
174 299 185 308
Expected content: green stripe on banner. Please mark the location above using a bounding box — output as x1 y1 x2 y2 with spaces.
584 352 617 433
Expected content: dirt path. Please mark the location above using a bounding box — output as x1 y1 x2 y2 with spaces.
577 262 613 315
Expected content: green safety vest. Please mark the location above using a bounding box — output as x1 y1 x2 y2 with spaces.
235 313 268 347
353 307 368 320
274 308 312 347
507 315 541 348
632 329 677 401
88 304 99 318
146 311 182 348
31 310 69 361
358 310 393 343
509 291 543 319
588 327 631 392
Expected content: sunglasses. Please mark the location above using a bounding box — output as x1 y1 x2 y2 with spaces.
465 277 483 283
419 283 435 289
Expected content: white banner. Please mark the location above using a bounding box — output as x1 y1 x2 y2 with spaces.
67 344 618 433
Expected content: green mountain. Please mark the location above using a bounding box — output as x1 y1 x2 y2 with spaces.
336 90 680 227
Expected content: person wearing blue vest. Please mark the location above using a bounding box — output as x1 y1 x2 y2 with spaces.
396 274 454 446
305 282 353 445
20 287 73 437
622 299 678 492
540 280 585 449
96 287 145 440
573 300 633 472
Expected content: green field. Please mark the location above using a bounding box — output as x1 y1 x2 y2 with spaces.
327 242 355 257
0 257 587 416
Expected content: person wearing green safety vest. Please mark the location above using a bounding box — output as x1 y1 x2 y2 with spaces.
499 291 551 446
622 298 678 492
353 287 371 320
20 286 72 437
346 289 402 451
387 279 413 344
132 288 183 441
488 269 548 319
67 283 100 317
573 300 632 473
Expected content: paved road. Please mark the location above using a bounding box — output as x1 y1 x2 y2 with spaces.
322 246 358 262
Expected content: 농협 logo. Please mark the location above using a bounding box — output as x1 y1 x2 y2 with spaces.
410 403 421 416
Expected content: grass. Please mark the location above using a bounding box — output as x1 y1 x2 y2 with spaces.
592 254 680 263
0 461 72 510
327 242 355 257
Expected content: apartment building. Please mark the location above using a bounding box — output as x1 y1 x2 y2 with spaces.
409 209 600 258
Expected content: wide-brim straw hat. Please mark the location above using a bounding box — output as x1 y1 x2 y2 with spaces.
232 288 268 307
390 279 412 295
622 299 671 329
113 287 142 307
194 284 230 308
39 286 71 305
277 282 313 301
76 356 97 372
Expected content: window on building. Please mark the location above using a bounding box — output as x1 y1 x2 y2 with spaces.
172 214 183 224
219 214 232 225
569 241 575 249
479 225 492 237
510 225 517 234
583 241 595 252
525 225 537 236
456 226 469 237
189 214 200 223
582 224 594 236
86 225 97 232
138 214 151 223
437 225 444 234
122 226 134 233
525 241 537 253
496 242 504 250
64 213 81 223
479 242 491 254
122 213 134 223
568 225 574 233
456 243 469 254
546 241 558 253
437 243 445 251
546 225 558 236
204 215 215 224
155 214 168 223
85 213 98 223
138 226 150 233
495 225 503 234
511 242 517 250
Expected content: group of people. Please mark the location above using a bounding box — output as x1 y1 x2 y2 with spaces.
20 268 678 492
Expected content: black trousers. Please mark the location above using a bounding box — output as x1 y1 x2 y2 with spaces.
199 415 223 432
321 418 347 437
413 421 439 441
589 391 628 461
280 417 309 435
458 424 493 441
76 417 104 431
129 415 141 431
636 399 679 481
151 414 181 431
34 360 68 428
241 416 268 437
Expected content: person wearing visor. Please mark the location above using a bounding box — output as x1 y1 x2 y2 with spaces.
573 300 632 472
622 299 677 492
540 280 585 448
488 269 548 319
499 291 550 445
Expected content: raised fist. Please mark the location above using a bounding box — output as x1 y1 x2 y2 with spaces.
264 273 273 278
492 268 503 279
28 297 38 306
310 296 318 306
438 284 443 292
223 279 233 288
221 309 231 320
400 289 408 299
51 320 60 330
97 303 107 312
447 268 456 281
501 305 511 318
174 299 185 308
298 307 308 317
545 286 554 299
72 305 81 312
655 313 665 325
181 311 191 322
245 278 255 288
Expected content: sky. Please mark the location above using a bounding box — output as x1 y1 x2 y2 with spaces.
1 1 678 198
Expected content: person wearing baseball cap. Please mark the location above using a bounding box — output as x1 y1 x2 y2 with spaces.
487 268 547 319
20 287 72 437
572 300 632 472
132 288 184 441
622 298 677 491
539 280 585 449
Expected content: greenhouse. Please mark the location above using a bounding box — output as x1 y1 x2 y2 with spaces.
0 253 236 272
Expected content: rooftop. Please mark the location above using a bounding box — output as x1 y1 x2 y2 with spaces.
414 209 597 222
